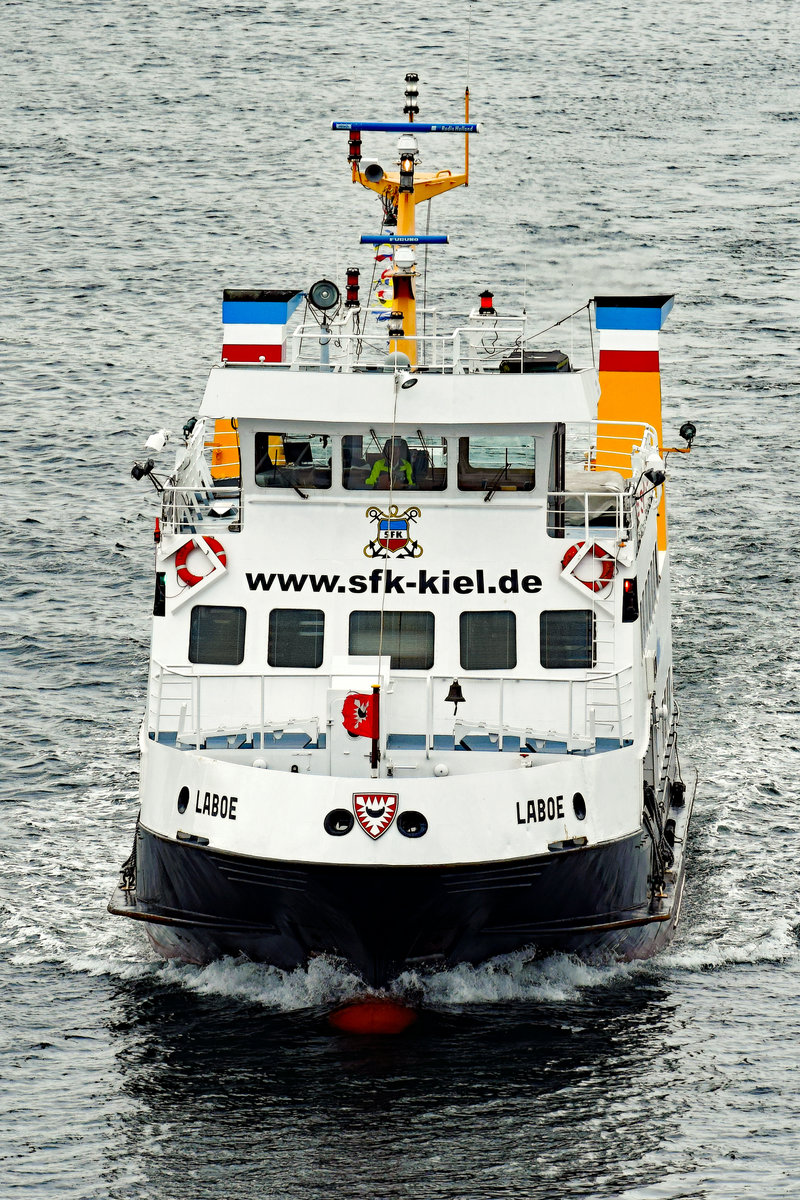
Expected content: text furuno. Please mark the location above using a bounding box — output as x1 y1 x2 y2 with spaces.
516 795 565 824
195 790 238 820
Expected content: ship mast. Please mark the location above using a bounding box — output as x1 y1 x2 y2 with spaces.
333 77 479 365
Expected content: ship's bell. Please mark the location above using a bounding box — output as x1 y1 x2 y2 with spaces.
445 679 465 713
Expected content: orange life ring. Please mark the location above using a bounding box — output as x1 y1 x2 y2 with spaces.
175 536 227 587
561 541 615 593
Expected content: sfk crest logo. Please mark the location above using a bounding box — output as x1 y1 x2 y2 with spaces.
364 504 422 558
353 792 398 839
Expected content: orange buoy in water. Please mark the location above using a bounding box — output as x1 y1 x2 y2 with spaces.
328 998 417 1035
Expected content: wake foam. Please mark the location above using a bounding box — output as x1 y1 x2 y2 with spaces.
157 954 367 1012
660 912 799 972
395 951 638 1006
143 950 641 1013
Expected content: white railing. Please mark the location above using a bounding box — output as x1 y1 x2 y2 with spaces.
290 317 446 371
160 485 241 535
567 419 660 475
546 489 632 540
548 420 661 548
147 668 321 749
146 663 635 757
289 316 531 373
157 419 242 534
416 670 634 752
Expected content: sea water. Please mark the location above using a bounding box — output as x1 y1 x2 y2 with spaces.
2 0 800 1196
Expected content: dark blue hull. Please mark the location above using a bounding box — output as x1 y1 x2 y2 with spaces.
110 821 685 987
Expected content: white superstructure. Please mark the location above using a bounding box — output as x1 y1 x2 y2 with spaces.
111 81 693 985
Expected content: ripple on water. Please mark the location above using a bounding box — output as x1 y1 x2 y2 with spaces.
3 0 800 1195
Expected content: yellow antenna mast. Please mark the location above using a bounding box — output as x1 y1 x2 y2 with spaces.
332 78 479 365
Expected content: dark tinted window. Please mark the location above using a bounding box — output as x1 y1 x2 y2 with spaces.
458 435 536 493
342 433 447 491
268 609 324 668
460 611 517 670
349 611 434 669
255 433 331 489
540 610 596 669
189 606 246 665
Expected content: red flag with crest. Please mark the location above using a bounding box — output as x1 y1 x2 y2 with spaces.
342 692 378 739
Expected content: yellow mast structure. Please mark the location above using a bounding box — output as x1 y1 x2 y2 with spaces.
336 76 477 365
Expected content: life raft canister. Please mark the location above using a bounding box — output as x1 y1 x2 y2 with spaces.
561 541 616 593
174 536 227 587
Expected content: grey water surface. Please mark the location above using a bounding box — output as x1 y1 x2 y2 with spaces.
2 1 800 1197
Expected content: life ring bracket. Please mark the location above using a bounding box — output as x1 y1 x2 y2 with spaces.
561 541 616 594
175 536 227 588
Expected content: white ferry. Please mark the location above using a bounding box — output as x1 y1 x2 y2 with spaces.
110 78 695 990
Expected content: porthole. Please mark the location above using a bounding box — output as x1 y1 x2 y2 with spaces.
572 792 587 821
177 786 190 814
324 809 354 837
397 810 428 838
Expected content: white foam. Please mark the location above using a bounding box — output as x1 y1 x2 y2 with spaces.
156 954 366 1011
661 913 799 972
393 951 640 1006
136 948 654 1013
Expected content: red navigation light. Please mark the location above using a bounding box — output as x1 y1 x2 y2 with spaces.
479 289 496 314
348 130 362 163
329 998 418 1035
345 267 360 307
622 577 639 623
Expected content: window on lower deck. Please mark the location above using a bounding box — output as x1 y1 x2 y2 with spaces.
268 609 325 668
342 433 447 490
349 611 434 669
189 605 246 665
458 435 536 493
460 611 517 670
540 610 596 669
254 433 331 489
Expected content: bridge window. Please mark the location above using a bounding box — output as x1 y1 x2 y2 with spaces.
342 433 447 491
349 611 434 669
460 611 517 670
458 435 536 493
540 610 596 669
189 605 246 665
254 433 331 489
268 609 325 668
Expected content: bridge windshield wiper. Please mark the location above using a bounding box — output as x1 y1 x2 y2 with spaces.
483 464 510 503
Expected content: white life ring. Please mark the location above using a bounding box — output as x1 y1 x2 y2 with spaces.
174 536 226 587
561 541 615 593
